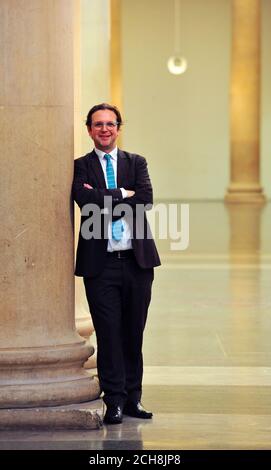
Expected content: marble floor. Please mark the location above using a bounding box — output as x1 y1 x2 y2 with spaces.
1 201 271 450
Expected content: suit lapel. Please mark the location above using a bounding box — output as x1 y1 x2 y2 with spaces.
88 150 107 188
87 149 128 189
117 149 129 187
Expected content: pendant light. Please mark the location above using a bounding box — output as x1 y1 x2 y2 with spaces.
167 0 188 75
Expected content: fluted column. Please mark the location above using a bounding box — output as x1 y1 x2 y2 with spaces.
225 0 265 203
0 0 100 411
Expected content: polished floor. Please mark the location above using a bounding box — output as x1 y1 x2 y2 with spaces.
1 202 271 450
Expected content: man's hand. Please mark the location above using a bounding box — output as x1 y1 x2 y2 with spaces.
84 183 93 189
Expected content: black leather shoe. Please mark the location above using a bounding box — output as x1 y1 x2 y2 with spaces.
103 405 123 424
123 402 153 419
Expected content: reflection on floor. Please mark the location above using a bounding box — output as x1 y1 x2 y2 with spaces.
1 202 271 450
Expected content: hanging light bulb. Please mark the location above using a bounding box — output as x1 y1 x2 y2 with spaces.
167 56 187 75
167 0 187 75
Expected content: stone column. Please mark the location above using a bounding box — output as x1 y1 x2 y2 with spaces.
226 204 264 263
225 0 265 203
75 277 97 369
110 0 122 111
81 0 110 152
75 0 111 371
0 0 100 418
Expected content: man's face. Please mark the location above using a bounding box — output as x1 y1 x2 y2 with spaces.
88 109 120 152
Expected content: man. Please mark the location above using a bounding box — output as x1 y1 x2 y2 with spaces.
72 103 160 424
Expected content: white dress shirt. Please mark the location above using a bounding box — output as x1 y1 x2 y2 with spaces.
94 147 133 252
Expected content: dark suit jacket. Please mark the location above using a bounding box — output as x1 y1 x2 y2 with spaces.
72 149 161 277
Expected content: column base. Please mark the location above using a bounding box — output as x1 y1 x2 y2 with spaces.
0 399 103 430
225 184 266 204
0 342 101 408
76 318 97 369
84 351 97 369
76 317 95 338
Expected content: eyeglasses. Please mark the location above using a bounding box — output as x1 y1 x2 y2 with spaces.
92 121 119 130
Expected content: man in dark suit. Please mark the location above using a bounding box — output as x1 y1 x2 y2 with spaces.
72 103 160 424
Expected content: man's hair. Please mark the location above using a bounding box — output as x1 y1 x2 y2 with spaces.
86 103 123 130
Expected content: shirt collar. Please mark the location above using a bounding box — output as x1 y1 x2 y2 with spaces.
94 147 118 162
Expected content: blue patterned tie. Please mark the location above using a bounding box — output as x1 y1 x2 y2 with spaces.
104 154 123 241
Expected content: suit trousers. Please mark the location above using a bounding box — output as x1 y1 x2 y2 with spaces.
83 251 154 406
